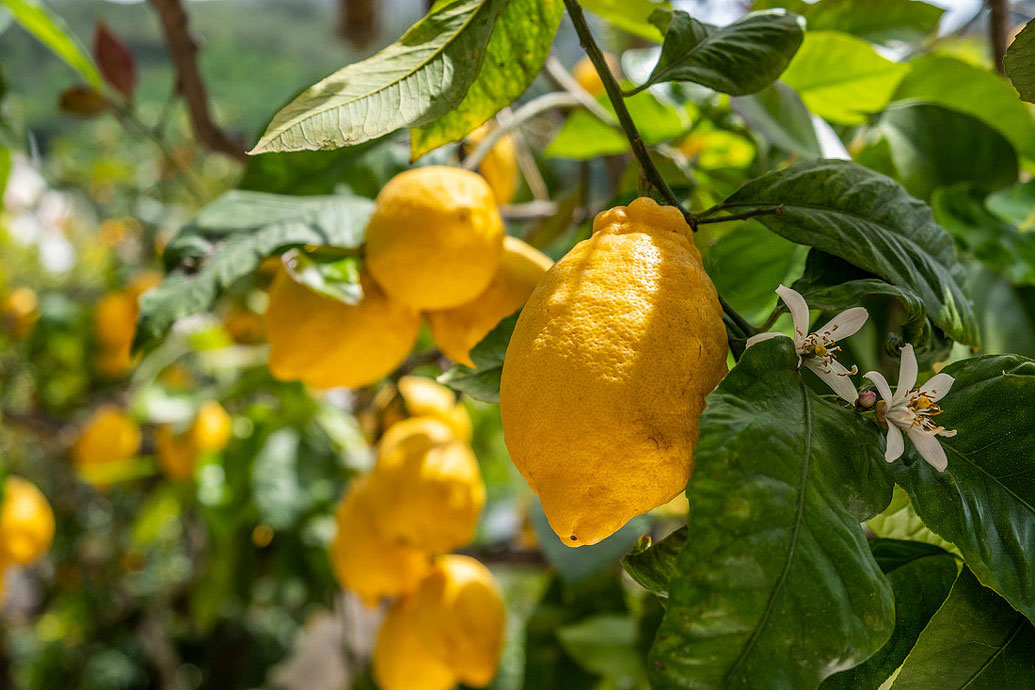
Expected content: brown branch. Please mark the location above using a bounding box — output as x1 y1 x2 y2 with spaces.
989 0 1010 76
148 0 248 162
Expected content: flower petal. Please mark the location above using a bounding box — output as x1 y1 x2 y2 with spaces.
815 307 869 343
884 422 904 462
745 331 790 349
805 358 859 403
776 284 810 341
921 373 955 402
895 344 918 404
863 371 894 403
907 428 948 472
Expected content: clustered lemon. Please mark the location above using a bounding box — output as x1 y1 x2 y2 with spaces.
0 476 55 593
500 197 728 546
465 125 519 205
156 401 233 481
93 272 160 377
1 287 39 339
71 405 142 466
375 375 473 443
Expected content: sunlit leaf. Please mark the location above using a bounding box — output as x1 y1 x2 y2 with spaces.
1005 18 1035 105
577 0 668 42
0 0 102 89
802 0 943 44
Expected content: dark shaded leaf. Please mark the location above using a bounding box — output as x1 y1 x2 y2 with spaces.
731 82 821 157
649 338 895 689
438 311 518 403
891 354 1035 624
93 21 135 98
622 527 686 598
719 159 978 345
1005 18 1035 104
630 9 804 96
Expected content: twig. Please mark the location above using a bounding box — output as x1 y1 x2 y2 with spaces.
561 0 697 230
498 108 549 201
148 0 247 162
989 0 1010 75
501 200 560 220
696 205 785 225
462 92 581 171
114 104 207 202
543 54 616 123
757 305 783 334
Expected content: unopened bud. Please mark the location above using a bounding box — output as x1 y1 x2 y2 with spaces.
856 390 878 410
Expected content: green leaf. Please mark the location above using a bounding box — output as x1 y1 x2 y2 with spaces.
731 82 822 158
802 0 943 44
797 278 930 351
577 0 668 42
719 159 979 345
251 428 305 530
410 0 563 158
781 31 908 125
892 54 1035 160
987 180 1035 231
891 567 1035 689
630 9 804 96
891 354 1035 624
878 104 1018 200
930 184 1035 286
438 311 518 402
0 0 102 90
867 486 960 556
1005 19 1035 105
820 539 959 690
282 250 363 305
622 527 686 598
557 614 648 685
135 191 373 349
649 338 895 689
545 90 693 159
250 0 506 154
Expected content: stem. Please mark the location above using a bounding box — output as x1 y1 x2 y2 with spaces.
697 205 785 225
757 305 783 333
114 105 207 202
561 0 697 229
498 107 549 201
462 92 581 171
543 54 616 123
719 293 755 338
989 0 1009 76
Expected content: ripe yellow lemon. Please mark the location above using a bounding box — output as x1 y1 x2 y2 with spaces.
155 425 196 481
466 125 519 205
93 290 138 351
499 197 728 547
572 53 619 97
1 287 39 339
329 477 431 607
427 236 552 368
365 167 505 310
71 406 141 466
265 267 420 389
410 555 505 687
378 376 472 443
369 418 484 554
157 402 232 481
0 476 55 566
373 595 457 690
191 401 232 452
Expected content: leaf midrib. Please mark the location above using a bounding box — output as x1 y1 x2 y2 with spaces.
722 380 813 686
260 0 494 147
959 618 1026 689
945 443 1035 516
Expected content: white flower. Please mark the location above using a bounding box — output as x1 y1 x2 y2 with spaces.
746 285 868 403
863 344 956 472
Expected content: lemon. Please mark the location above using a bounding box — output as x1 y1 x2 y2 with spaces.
365 167 505 310
572 53 619 97
1 287 39 339
155 426 197 481
93 291 138 351
379 376 472 443
368 418 484 554
329 476 430 607
191 401 233 452
374 595 457 690
0 476 55 566
427 236 552 367
410 555 505 687
466 125 519 205
156 401 232 481
71 406 141 466
265 267 420 389
499 197 728 547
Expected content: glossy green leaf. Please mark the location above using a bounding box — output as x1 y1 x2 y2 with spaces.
719 159 979 345
630 9 804 96
251 0 505 153
867 486 960 556
931 184 1035 286
649 338 895 689
879 104 1018 200
251 428 305 530
135 191 373 349
891 354 1035 624
622 527 686 598
0 0 102 89
891 567 1035 689
282 250 362 305
797 278 930 351
802 0 943 44
1005 19 1035 104
410 0 563 158
731 82 822 157
577 0 668 42
781 31 908 124
987 180 1035 231
438 311 518 402
820 539 959 690
892 55 1035 159
557 614 648 684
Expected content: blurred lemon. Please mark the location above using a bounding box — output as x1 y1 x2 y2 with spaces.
572 53 619 97
70 405 141 466
373 594 456 690
157 402 232 481
1 287 39 339
0 476 55 566
427 236 552 367
365 167 505 310
224 303 265 344
379 376 472 444
465 125 519 205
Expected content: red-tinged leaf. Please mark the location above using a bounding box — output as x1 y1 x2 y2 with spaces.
59 85 111 117
93 21 136 98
